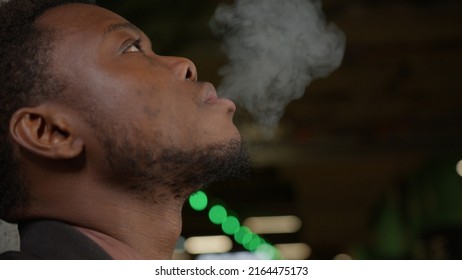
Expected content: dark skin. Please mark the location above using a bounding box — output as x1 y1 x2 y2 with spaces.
8 4 240 259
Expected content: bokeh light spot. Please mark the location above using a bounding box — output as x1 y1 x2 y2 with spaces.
208 205 227 225
222 216 240 235
234 226 251 244
189 191 208 211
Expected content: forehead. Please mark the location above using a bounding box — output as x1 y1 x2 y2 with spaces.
36 3 128 35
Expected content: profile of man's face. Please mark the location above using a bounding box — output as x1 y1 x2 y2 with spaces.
35 3 250 197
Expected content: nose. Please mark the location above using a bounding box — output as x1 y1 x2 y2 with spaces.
162 56 198 81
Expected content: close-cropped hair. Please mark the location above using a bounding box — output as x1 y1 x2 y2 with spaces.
0 0 90 220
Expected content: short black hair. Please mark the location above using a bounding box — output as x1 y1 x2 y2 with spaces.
0 0 91 220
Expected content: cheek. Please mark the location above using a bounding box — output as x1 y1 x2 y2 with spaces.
133 102 198 148
142 104 161 118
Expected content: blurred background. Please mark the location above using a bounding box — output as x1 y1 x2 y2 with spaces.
94 0 462 260
2 0 461 260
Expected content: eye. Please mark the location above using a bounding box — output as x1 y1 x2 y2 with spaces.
123 39 142 53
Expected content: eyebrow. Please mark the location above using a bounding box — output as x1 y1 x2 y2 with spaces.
103 22 141 37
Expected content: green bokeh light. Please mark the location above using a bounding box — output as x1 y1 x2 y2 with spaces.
246 234 263 252
234 226 252 244
208 205 227 225
242 232 253 246
221 216 240 235
189 191 208 211
243 234 255 250
195 194 276 255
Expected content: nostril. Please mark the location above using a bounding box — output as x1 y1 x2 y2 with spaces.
164 56 198 81
185 63 197 81
185 67 194 80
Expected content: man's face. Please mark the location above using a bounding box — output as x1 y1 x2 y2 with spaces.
38 3 239 149
36 4 248 194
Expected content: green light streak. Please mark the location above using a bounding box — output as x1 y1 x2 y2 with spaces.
189 191 278 259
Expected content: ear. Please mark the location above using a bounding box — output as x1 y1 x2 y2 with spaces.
9 105 84 159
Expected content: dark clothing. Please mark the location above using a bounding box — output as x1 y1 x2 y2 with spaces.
0 220 112 260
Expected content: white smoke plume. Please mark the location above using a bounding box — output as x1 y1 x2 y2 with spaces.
210 0 346 138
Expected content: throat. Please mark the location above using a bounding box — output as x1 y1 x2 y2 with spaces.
74 207 183 260
70 191 185 260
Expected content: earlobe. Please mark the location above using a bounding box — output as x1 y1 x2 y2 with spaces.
9 106 84 159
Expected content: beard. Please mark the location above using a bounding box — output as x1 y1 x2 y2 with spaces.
100 132 252 201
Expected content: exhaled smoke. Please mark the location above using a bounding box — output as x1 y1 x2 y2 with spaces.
210 0 345 138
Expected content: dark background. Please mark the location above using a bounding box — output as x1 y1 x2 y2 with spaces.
97 0 462 259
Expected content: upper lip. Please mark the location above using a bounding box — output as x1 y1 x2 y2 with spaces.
201 82 218 103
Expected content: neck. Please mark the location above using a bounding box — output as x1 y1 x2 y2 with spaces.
28 180 187 259
78 193 185 260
